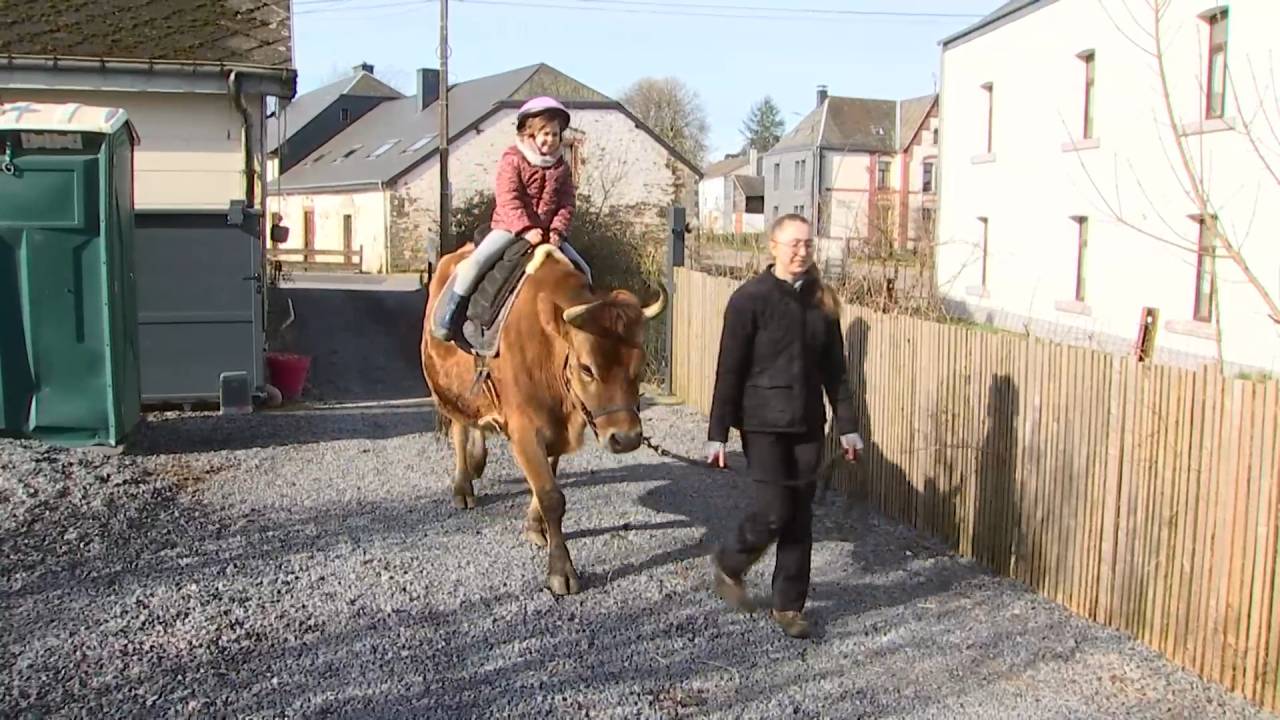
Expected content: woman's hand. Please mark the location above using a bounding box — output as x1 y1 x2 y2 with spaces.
524 228 545 245
705 441 727 468
549 230 564 247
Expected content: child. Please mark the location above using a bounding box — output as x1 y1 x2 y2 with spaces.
430 96 589 341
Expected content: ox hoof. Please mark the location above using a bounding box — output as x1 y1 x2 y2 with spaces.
524 526 548 548
451 492 477 510
546 568 581 596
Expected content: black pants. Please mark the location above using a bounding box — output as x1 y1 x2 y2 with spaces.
715 431 821 612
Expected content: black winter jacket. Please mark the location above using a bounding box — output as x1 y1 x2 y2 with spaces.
707 266 859 443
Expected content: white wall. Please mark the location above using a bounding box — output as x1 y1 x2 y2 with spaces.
936 0 1280 372
270 190 388 273
698 175 728 231
9 89 249 211
822 150 874 240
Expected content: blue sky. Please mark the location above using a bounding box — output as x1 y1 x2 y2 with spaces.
291 0 998 163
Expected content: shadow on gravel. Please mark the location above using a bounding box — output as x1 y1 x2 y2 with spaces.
125 407 437 455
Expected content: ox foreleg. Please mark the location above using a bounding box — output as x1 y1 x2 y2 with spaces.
450 422 486 509
521 454 559 548
510 425 580 595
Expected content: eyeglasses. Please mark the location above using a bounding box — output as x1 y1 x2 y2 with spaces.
772 238 814 252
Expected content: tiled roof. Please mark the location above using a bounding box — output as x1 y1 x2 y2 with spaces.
1 0 293 68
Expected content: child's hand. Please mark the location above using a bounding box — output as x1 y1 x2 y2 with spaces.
525 228 545 245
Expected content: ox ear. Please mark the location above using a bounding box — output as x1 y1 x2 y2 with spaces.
642 283 668 320
562 300 603 329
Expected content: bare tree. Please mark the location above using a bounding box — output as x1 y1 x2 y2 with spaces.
1074 0 1280 338
619 76 711 167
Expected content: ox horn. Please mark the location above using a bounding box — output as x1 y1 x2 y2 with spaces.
562 300 602 327
642 283 668 320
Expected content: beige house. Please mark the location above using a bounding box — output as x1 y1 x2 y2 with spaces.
0 0 297 214
268 64 701 274
935 0 1280 373
763 86 939 251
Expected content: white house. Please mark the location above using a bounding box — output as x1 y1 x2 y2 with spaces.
698 149 765 233
0 1 296 214
269 63 701 274
935 0 1280 373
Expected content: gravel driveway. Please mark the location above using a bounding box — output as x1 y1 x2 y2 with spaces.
2 402 1272 719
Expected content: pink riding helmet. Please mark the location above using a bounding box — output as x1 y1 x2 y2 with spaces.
516 96 571 132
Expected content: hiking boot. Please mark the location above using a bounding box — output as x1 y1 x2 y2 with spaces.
430 289 465 341
771 609 811 639
711 556 755 612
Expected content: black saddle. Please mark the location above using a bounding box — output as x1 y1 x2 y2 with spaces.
444 240 587 358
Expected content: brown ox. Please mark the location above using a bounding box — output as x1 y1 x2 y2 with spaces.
420 243 665 595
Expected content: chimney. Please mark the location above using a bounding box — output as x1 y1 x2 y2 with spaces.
416 67 441 112
816 84 829 108
353 62 374 75
747 147 759 175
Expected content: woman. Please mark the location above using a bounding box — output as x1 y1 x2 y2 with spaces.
705 213 863 639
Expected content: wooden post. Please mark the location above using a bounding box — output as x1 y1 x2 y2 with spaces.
664 206 686 396
437 0 452 257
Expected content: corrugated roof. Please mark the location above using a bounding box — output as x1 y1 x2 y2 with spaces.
897 94 937 151
277 64 632 192
939 0 1049 48
822 97 897 153
0 0 293 68
767 93 937 155
769 104 824 153
266 71 402 153
703 153 748 178
734 175 764 198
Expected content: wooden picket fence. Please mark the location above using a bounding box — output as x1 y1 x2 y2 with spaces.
670 267 1280 712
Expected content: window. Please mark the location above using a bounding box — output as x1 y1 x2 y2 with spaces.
1073 216 1089 302
922 160 935 193
404 134 437 153
981 82 994 152
1204 9 1228 119
1193 217 1217 321
877 203 894 244
793 160 801 189
340 107 351 124
773 162 780 190
368 140 399 159
1081 51 1096 138
877 159 891 189
978 217 990 287
332 145 362 163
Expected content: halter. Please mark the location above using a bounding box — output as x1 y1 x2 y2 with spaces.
562 354 639 439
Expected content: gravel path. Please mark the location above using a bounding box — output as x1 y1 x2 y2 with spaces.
2 402 1272 719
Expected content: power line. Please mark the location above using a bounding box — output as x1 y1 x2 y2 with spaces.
297 0 981 22
537 0 983 19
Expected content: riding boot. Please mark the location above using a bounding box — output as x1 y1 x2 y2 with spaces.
431 289 466 341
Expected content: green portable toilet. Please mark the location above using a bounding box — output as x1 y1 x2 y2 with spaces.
0 101 143 448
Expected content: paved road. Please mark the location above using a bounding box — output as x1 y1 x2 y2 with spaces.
273 273 430 405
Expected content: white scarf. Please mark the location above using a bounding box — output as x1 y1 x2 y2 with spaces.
516 136 562 167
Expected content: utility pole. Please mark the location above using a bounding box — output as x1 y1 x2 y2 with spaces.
438 0 452 256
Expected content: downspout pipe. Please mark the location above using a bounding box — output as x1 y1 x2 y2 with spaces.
227 70 255 209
